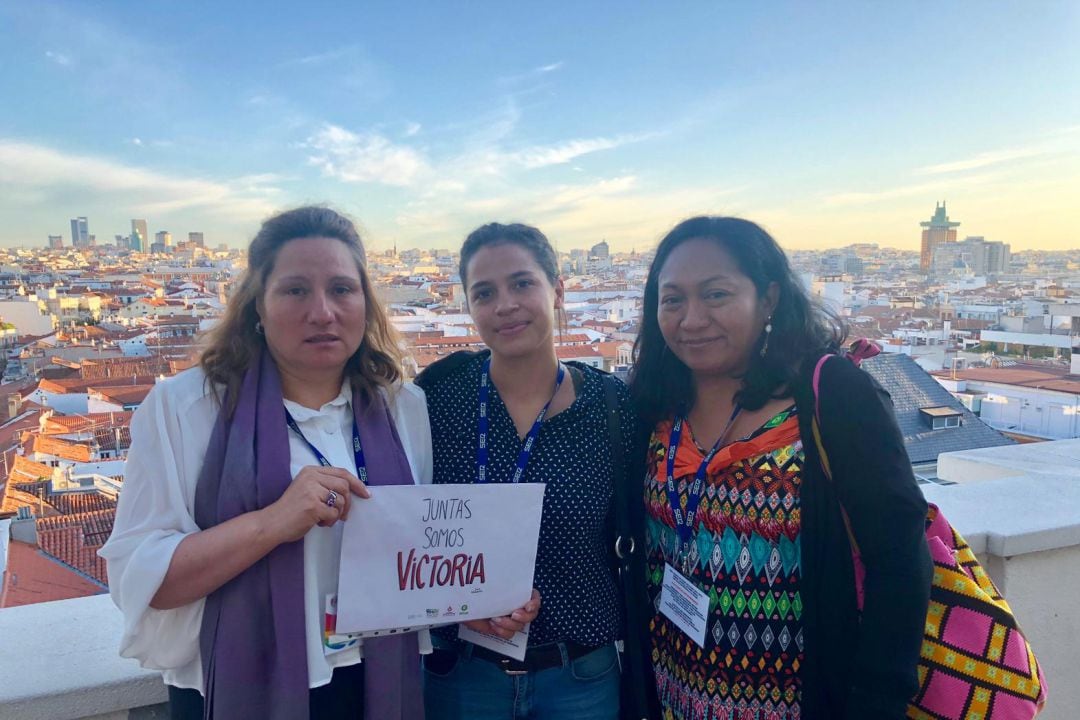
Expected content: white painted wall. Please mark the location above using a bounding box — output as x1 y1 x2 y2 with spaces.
28 390 89 414
950 380 1080 439
0 299 55 336
980 330 1073 351
87 396 127 414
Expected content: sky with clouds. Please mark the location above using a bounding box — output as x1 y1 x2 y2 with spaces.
1 1 1077 252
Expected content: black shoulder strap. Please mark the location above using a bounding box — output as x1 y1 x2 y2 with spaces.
601 374 655 720
414 349 482 390
602 374 631 560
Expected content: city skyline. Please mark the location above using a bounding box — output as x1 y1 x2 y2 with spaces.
1 2 1078 252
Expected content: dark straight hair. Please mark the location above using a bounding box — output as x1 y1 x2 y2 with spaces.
459 221 567 337
630 216 846 427
459 222 559 289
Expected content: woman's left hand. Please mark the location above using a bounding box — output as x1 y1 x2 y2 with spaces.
461 588 541 640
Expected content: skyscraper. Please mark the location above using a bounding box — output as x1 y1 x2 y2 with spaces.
156 230 173 248
919 202 960 274
131 219 148 252
48 235 63 249
188 231 205 248
70 217 89 247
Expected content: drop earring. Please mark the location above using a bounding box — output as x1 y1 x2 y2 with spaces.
759 317 772 358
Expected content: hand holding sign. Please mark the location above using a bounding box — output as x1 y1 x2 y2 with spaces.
461 588 541 639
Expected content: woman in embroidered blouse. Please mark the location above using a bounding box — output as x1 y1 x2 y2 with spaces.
100 207 442 720
415 223 655 720
630 217 931 720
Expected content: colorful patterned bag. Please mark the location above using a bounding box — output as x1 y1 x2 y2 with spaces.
810 344 1048 720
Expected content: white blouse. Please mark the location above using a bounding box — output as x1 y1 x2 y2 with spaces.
99 367 433 693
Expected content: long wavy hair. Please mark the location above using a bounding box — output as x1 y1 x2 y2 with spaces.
630 216 846 427
200 206 404 414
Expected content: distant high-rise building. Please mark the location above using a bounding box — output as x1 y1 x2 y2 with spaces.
70 217 89 247
115 234 128 248
131 219 148 252
938 236 1011 276
590 240 610 259
919 202 960 274
156 231 173 249
48 234 63 249
984 240 1011 275
188 231 205 248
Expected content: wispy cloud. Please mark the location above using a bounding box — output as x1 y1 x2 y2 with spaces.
304 124 431 186
497 61 566 87
130 137 143 147
280 46 358 68
275 45 388 98
915 146 1052 176
0 140 280 219
822 174 999 207
306 102 653 190
914 128 1080 176
44 50 71 66
510 133 653 169
393 173 744 250
14 5 185 113
824 127 1080 207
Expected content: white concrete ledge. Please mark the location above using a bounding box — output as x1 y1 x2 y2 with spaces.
922 475 1080 557
0 594 167 720
928 441 1080 558
937 438 1080 483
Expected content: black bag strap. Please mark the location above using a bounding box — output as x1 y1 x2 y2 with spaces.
602 375 634 568
601 374 653 720
414 349 483 390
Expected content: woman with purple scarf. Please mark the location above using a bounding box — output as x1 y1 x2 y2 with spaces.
101 207 477 719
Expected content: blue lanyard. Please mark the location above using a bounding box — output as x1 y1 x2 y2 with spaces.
665 405 741 569
284 409 368 484
477 357 566 483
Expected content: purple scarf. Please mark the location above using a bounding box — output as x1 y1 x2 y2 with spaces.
193 348 424 720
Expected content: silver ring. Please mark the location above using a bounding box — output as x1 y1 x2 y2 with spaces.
326 491 338 508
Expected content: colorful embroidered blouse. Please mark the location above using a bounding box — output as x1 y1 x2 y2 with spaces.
646 407 805 720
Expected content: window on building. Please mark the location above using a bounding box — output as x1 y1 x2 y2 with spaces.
920 406 962 429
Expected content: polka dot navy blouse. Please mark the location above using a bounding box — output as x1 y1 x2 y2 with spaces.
417 350 640 648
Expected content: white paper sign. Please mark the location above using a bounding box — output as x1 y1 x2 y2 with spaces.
658 563 710 648
336 483 545 637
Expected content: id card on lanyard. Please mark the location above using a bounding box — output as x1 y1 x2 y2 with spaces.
460 356 565 659
658 406 740 647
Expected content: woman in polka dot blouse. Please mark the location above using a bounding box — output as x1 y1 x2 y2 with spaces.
416 222 655 720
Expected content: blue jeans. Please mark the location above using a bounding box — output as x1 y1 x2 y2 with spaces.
423 642 621 720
